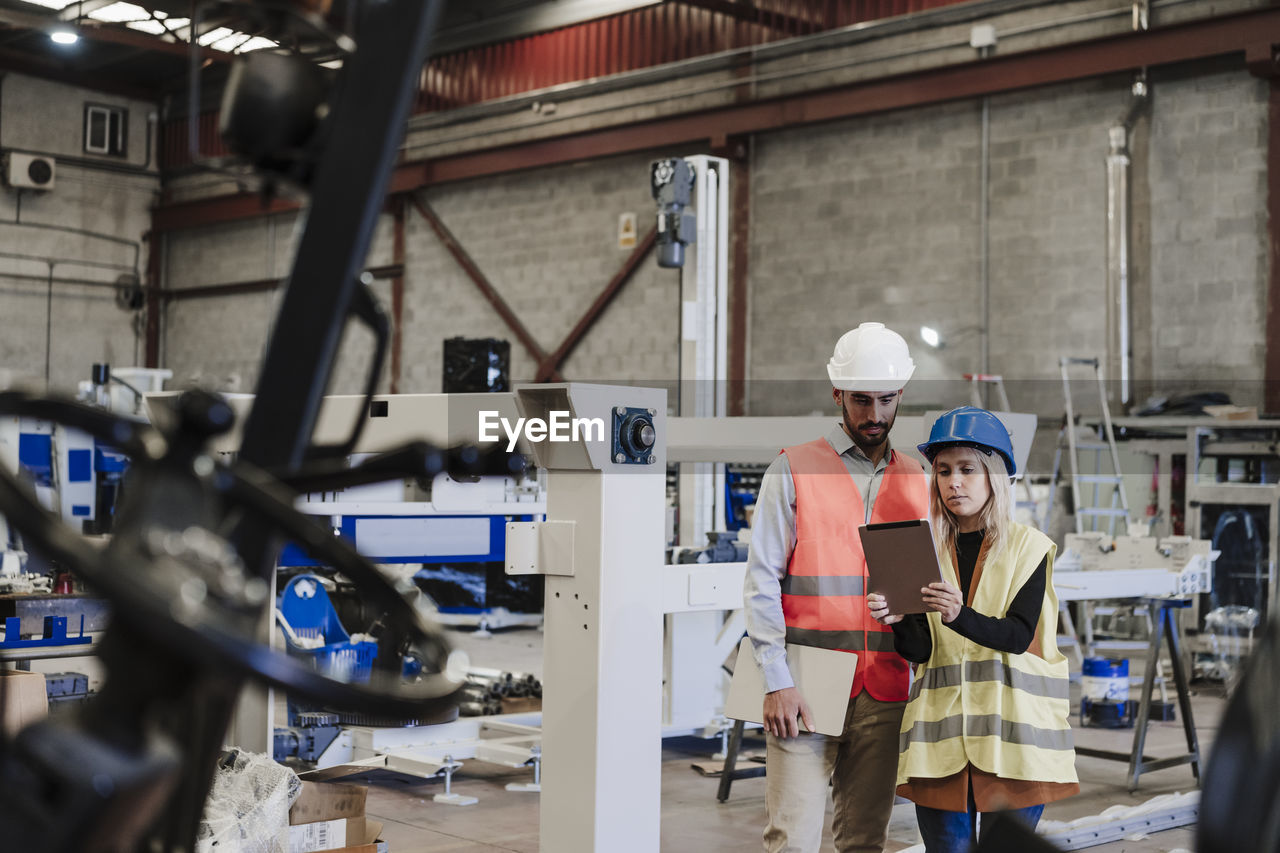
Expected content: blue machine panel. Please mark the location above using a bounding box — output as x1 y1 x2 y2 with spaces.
18 433 52 484
94 444 130 474
67 449 92 483
277 514 537 567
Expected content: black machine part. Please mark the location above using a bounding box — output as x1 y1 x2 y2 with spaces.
0 2 456 851
650 158 697 268
0 387 488 851
1197 610 1280 852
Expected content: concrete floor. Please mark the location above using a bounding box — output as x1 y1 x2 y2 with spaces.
343 628 1223 852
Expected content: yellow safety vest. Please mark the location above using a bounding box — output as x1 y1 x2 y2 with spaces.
897 523 1077 785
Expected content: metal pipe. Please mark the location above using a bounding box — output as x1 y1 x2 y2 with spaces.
9 210 142 274
44 264 53 389
1105 123 1131 406
1105 0 1151 407
980 94 990 387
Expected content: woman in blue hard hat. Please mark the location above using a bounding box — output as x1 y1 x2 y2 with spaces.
866 406 1078 853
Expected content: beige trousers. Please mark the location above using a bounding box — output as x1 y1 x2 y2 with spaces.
763 692 907 853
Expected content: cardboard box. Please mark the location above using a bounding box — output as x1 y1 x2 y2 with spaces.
289 818 346 853
288 816 384 853
1204 404 1257 421
289 781 368 826
288 779 383 853
326 817 383 853
0 669 48 737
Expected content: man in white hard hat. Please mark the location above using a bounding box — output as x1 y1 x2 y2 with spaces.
743 322 930 853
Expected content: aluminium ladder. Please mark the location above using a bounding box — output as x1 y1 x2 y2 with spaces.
1046 357 1134 669
1050 357 1131 536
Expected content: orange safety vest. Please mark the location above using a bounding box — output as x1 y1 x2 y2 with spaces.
781 438 929 702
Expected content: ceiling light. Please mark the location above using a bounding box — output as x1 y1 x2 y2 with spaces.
920 326 941 348
86 2 150 23
49 27 78 45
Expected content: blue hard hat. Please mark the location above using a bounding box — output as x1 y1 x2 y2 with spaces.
917 406 1016 476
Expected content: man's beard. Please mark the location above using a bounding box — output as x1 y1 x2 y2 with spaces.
843 406 894 453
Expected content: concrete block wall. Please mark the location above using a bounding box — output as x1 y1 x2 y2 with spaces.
1148 69 1268 408
748 97 986 417
161 210 399 395
0 74 158 392
399 152 678 394
747 68 1267 439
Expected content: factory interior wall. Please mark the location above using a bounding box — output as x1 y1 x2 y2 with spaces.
747 65 1267 448
0 74 158 392
153 61 1266 435
161 150 684 398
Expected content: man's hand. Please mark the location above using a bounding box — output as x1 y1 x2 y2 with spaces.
763 686 814 738
922 581 963 623
867 592 903 625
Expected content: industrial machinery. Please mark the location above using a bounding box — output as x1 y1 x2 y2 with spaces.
0 3 469 851
1055 531 1215 603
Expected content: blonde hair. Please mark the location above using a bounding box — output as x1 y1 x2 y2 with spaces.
930 446 1013 562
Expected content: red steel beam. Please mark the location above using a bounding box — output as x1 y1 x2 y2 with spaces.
408 194 561 380
152 192 301 233
727 144 750 417
161 264 403 301
1268 77 1280 414
534 225 657 382
76 21 227 63
1249 43 1280 414
162 7 1280 231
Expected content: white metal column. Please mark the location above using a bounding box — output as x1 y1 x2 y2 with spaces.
670 156 732 733
514 383 666 853
677 155 730 549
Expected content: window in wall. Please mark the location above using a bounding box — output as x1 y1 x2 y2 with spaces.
84 104 127 156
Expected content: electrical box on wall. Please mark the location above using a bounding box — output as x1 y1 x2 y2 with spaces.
5 152 55 191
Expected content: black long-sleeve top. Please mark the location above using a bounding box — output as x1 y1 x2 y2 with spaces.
891 529 1049 664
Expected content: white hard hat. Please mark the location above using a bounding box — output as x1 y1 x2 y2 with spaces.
826 322 915 391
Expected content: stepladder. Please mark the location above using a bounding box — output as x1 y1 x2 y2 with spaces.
1048 357 1131 536
964 373 1042 530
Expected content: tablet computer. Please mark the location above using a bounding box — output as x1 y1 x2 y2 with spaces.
723 638 857 736
858 518 943 615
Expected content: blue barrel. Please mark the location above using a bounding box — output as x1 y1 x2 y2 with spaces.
1082 657 1129 701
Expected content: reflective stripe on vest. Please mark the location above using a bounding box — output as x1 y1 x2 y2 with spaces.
896 523 1078 784
907 660 1071 702
780 575 865 596
900 714 1075 753
780 437 929 702
785 626 898 652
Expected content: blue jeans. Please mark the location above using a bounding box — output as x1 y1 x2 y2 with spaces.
915 798 1044 853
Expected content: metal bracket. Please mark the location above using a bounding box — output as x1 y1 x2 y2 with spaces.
431 755 478 807
503 745 541 793
505 520 575 576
